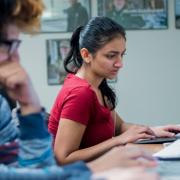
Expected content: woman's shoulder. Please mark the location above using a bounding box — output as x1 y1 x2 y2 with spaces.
73 85 94 96
64 74 93 92
58 74 96 102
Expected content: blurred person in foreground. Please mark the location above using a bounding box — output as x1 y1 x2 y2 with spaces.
0 0 158 179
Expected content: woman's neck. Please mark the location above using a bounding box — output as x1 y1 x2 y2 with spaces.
76 67 105 107
76 67 103 89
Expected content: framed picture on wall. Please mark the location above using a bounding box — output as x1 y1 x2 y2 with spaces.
41 0 91 32
97 0 168 30
47 39 70 85
175 0 180 28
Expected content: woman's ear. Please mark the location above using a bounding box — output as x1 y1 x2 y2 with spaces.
80 48 91 63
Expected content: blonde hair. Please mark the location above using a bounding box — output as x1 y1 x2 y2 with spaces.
1 0 44 34
14 0 44 33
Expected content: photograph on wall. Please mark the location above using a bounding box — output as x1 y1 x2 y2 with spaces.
175 0 180 28
41 0 91 32
47 39 70 85
97 0 168 30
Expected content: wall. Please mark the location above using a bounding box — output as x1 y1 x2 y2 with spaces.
20 1 180 126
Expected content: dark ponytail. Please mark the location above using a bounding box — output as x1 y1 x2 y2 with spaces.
99 79 116 110
64 26 84 73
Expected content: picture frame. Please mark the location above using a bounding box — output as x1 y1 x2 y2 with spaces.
175 0 180 28
41 0 91 33
97 0 168 30
46 39 70 85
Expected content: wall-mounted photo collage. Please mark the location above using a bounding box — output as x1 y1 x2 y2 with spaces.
44 0 179 85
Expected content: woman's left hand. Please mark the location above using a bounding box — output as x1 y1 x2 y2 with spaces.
151 124 180 137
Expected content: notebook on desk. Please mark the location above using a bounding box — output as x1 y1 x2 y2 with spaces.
135 133 180 144
153 139 180 160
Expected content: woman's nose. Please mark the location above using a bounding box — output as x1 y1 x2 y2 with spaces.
114 58 123 68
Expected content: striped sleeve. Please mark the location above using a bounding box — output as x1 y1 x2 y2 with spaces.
17 109 56 168
0 95 19 165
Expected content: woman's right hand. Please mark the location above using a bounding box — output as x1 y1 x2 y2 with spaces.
116 125 156 144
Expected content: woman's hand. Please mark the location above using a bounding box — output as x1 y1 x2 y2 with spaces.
116 125 156 144
151 124 180 137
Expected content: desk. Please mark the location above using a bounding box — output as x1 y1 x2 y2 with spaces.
126 143 180 180
126 143 163 154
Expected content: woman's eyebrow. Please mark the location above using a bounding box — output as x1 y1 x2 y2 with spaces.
107 49 126 54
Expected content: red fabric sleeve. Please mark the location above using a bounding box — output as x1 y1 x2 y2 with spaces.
60 87 94 125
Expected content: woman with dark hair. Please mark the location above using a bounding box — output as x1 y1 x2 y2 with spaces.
48 16 180 165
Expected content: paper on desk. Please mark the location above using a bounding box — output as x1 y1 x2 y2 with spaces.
153 139 180 159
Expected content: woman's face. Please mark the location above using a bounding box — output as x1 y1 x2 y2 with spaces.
88 36 126 80
114 0 126 11
0 24 20 63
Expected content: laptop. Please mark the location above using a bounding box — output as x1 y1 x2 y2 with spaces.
135 133 180 144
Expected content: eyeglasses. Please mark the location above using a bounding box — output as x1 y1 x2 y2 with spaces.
0 39 21 57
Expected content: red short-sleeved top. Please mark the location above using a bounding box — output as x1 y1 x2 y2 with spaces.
48 74 115 148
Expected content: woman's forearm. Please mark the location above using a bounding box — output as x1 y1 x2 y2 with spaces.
121 122 134 132
56 137 121 165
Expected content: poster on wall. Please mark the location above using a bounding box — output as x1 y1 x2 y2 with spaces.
47 39 70 85
41 0 91 32
175 0 180 28
97 0 168 30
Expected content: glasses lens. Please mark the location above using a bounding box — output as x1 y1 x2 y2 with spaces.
0 39 21 61
9 40 21 55
0 39 21 56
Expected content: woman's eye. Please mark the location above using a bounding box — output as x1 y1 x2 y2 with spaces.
106 54 115 59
